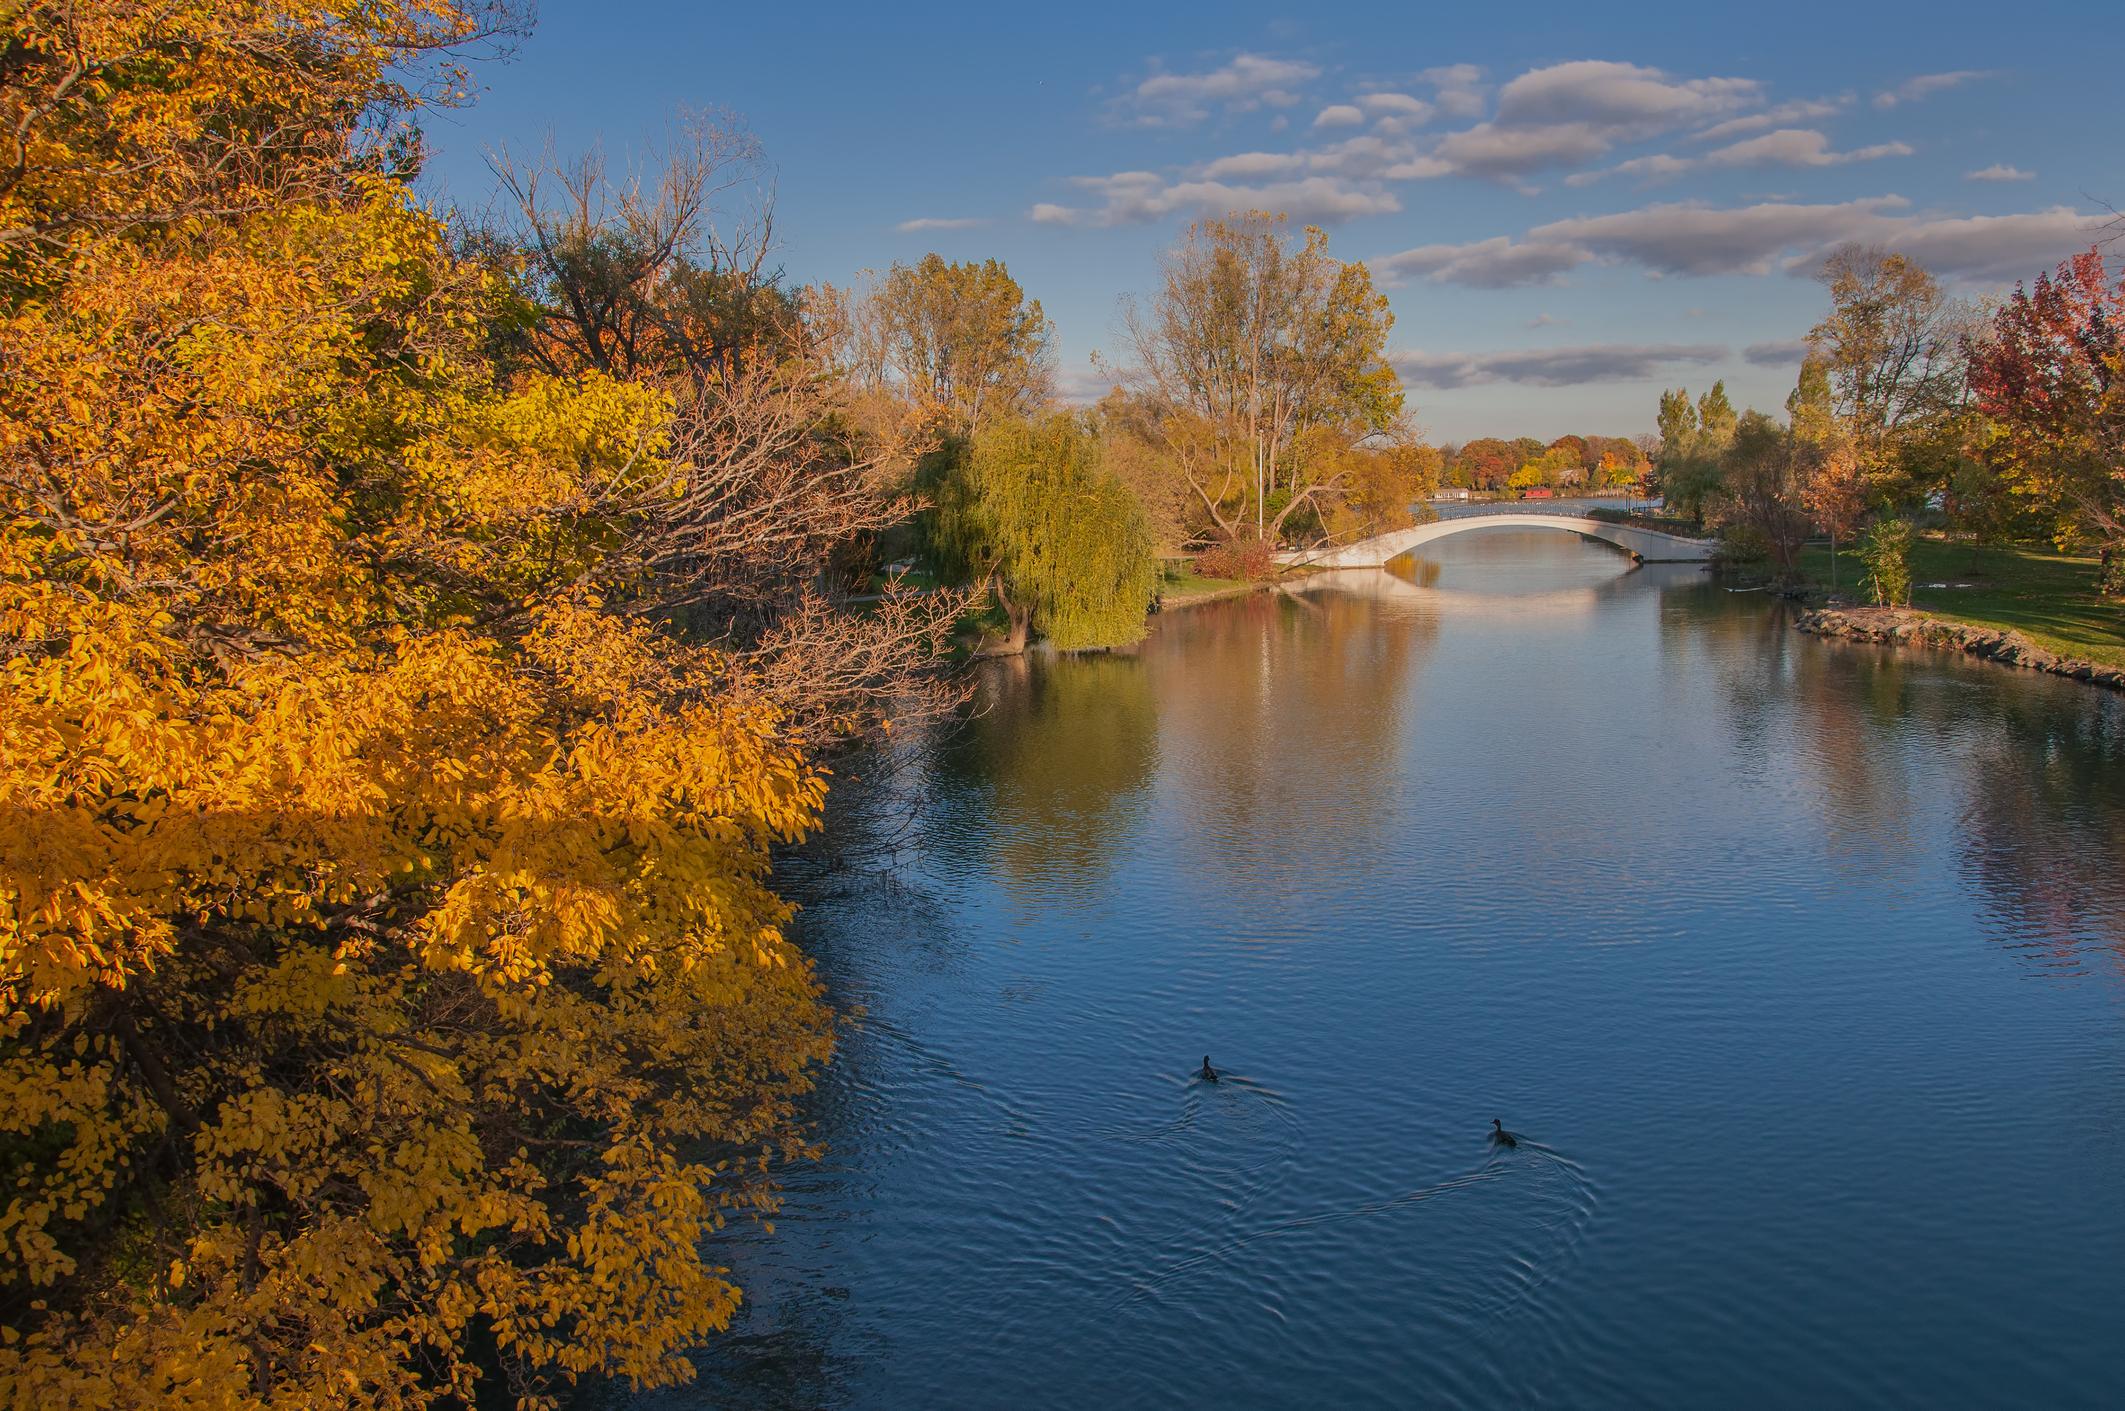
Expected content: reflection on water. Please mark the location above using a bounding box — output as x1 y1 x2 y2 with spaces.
933 651 1160 900
657 529 2125 1410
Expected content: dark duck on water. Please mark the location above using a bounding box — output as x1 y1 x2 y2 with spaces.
1491 1118 1517 1148
1199 1056 1218 1083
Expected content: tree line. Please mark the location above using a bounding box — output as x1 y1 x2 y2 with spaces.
1645 243 2124 601
819 214 1444 652
1436 435 1652 496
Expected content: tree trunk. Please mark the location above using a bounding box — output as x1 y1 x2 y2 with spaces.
994 578 1032 654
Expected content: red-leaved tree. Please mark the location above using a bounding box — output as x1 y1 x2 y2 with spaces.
1965 246 2125 588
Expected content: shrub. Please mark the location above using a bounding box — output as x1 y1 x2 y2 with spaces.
1861 516 1914 607
1194 535 1276 581
1718 523 1770 564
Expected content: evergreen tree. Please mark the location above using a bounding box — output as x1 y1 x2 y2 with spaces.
1656 385 1728 524
1696 380 1739 451
1786 357 1837 446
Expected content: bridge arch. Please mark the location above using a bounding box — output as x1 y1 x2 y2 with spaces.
1275 511 1718 570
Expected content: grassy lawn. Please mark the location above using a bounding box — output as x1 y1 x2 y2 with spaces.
1796 536 2125 670
868 564 943 592
1158 563 1257 600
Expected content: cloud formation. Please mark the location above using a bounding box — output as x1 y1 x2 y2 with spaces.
1359 91 1433 119
1570 128 1913 186
1052 51 2069 295
1873 70 1988 109
895 216 986 232
1375 235 1591 288
1966 164 2034 182
1493 60 1759 129
1426 60 1763 179
1119 54 1320 126
1031 169 1399 227
1383 198 2101 285
1688 97 1852 143
1392 342 1728 388
1743 339 1810 368
1862 207 2106 281
1420 64 1488 119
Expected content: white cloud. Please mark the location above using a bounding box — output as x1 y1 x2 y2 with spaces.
1566 152 1693 188
1874 70 1989 109
1705 129 1912 168
1432 121 1614 178
1360 91 1431 117
895 216 986 232
1028 202 1079 225
1420 64 1488 118
1424 60 1764 179
1567 129 1912 187
1392 342 1728 389
1314 104 1364 128
1357 91 1434 132
1689 97 1852 142
1966 164 2034 182
1504 196 2100 282
1375 235 1592 288
1862 207 2106 281
1199 150 1308 180
1493 60 1759 131
1302 133 1453 181
1191 134 1452 190
1528 196 1912 276
1058 169 1400 227
1055 362 1121 405
1119 53 1321 126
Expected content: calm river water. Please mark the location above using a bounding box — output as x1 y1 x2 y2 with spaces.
665 528 2125 1409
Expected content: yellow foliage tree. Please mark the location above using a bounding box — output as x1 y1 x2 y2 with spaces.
1 3 843 1406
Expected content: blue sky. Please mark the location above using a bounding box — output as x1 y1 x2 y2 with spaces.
418 0 2119 442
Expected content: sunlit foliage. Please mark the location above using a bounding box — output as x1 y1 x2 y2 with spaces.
1966 246 2125 575
0 2 850 1405
929 415 1157 651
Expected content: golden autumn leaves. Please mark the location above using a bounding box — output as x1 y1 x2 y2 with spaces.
1 2 848 1406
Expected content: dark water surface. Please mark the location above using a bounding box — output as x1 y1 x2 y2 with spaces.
665 529 2125 1409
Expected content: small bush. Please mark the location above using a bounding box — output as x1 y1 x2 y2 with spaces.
1718 523 1770 564
1194 536 1276 581
1861 516 1913 607
2098 545 2124 597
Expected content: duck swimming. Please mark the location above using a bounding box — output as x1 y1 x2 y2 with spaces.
1491 1118 1517 1148
1199 1056 1218 1083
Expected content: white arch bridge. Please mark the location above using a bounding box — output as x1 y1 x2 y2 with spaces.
1275 508 1718 569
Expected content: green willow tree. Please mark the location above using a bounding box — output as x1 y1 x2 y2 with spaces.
929 414 1158 652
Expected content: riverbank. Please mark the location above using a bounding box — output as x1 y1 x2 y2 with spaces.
1794 538 2124 671
1156 564 1319 612
1795 604 2125 692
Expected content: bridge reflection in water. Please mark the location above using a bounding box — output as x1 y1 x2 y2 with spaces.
1287 552 1714 621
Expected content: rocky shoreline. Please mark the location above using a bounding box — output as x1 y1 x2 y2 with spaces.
1794 605 2125 692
